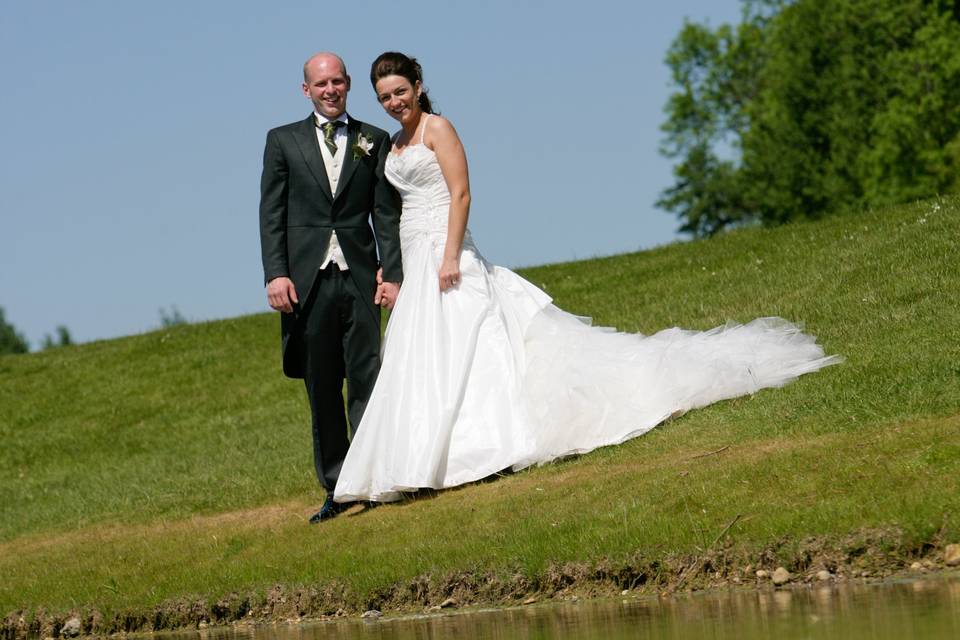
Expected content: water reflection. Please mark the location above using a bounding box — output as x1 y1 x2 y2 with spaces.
171 576 960 639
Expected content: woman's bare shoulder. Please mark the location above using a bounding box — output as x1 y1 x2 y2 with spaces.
425 114 461 147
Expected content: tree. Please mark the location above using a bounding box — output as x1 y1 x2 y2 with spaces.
0 307 30 355
660 0 960 236
40 325 73 350
658 1 781 236
159 306 187 328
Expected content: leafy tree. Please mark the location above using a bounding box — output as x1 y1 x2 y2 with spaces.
0 307 29 355
661 0 960 235
658 1 778 235
40 326 73 350
159 306 187 328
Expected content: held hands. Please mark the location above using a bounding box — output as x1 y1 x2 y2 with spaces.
438 256 460 292
375 267 400 310
266 277 298 313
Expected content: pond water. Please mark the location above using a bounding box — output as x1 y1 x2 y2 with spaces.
175 576 960 639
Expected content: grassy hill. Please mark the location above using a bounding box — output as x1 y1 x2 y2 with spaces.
1 196 958 632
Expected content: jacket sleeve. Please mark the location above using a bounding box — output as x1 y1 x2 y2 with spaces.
259 129 290 284
371 131 403 283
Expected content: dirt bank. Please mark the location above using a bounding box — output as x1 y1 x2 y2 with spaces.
3 527 957 639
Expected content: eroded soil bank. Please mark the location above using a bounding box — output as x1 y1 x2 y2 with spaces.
4 527 958 640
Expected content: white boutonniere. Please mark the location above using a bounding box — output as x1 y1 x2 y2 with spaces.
352 133 374 160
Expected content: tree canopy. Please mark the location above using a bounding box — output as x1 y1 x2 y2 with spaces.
660 0 960 236
0 307 29 355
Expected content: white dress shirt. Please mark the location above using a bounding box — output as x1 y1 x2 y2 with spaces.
315 112 350 271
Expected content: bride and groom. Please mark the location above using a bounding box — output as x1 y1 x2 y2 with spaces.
258 51 839 523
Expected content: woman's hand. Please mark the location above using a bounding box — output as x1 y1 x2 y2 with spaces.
438 256 460 291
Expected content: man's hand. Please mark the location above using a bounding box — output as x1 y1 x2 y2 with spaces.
375 281 400 310
266 276 298 313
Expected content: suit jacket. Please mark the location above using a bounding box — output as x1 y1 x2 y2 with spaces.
259 113 402 378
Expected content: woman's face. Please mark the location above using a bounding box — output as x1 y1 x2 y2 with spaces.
375 75 421 125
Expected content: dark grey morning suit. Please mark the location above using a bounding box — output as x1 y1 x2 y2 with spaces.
259 113 402 491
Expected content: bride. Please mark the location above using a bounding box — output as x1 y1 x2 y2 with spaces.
333 52 840 504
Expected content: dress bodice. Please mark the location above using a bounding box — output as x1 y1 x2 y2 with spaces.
385 117 474 249
385 144 451 223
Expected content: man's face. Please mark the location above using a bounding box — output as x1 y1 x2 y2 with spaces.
302 56 350 119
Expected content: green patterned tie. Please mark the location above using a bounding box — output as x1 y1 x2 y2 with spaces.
320 120 345 155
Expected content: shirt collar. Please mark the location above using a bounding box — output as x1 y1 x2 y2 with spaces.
314 112 349 127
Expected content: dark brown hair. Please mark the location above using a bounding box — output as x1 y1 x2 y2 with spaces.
370 51 435 114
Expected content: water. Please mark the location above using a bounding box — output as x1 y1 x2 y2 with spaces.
176 577 960 639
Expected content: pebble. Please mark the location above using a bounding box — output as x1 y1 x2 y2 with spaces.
772 567 791 586
60 618 81 638
816 570 832 581
755 570 769 579
910 562 924 572
945 544 960 567
361 610 382 620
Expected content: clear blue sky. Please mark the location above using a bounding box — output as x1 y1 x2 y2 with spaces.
1 1 742 348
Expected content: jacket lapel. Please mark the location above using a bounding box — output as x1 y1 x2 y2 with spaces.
293 114 334 202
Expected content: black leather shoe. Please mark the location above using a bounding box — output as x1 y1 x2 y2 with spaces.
309 495 350 524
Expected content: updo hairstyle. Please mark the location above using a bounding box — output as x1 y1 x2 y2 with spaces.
370 51 435 114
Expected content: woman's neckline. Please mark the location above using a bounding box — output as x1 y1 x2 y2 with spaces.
390 114 432 157
389 141 435 159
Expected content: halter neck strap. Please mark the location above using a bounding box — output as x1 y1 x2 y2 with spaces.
419 114 431 145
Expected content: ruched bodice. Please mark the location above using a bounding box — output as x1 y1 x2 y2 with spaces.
385 143 475 251
386 144 450 216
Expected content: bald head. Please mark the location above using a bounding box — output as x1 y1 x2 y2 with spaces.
303 52 347 82
302 52 351 119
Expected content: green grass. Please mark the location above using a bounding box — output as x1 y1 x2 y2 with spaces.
1 195 958 617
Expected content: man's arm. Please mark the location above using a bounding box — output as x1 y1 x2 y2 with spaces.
370 130 403 286
259 129 298 313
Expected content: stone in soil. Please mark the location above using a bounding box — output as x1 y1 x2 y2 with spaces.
60 618 81 638
945 544 960 567
772 567 791 586
755 570 769 579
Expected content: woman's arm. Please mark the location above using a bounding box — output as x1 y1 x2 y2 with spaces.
428 116 471 291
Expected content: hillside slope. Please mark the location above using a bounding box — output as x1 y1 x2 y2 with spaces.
1 196 958 626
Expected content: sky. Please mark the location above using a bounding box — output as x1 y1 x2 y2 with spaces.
1 0 744 348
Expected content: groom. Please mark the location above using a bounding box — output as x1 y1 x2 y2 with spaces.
259 52 402 522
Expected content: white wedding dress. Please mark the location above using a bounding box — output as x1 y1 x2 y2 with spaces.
333 118 840 503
